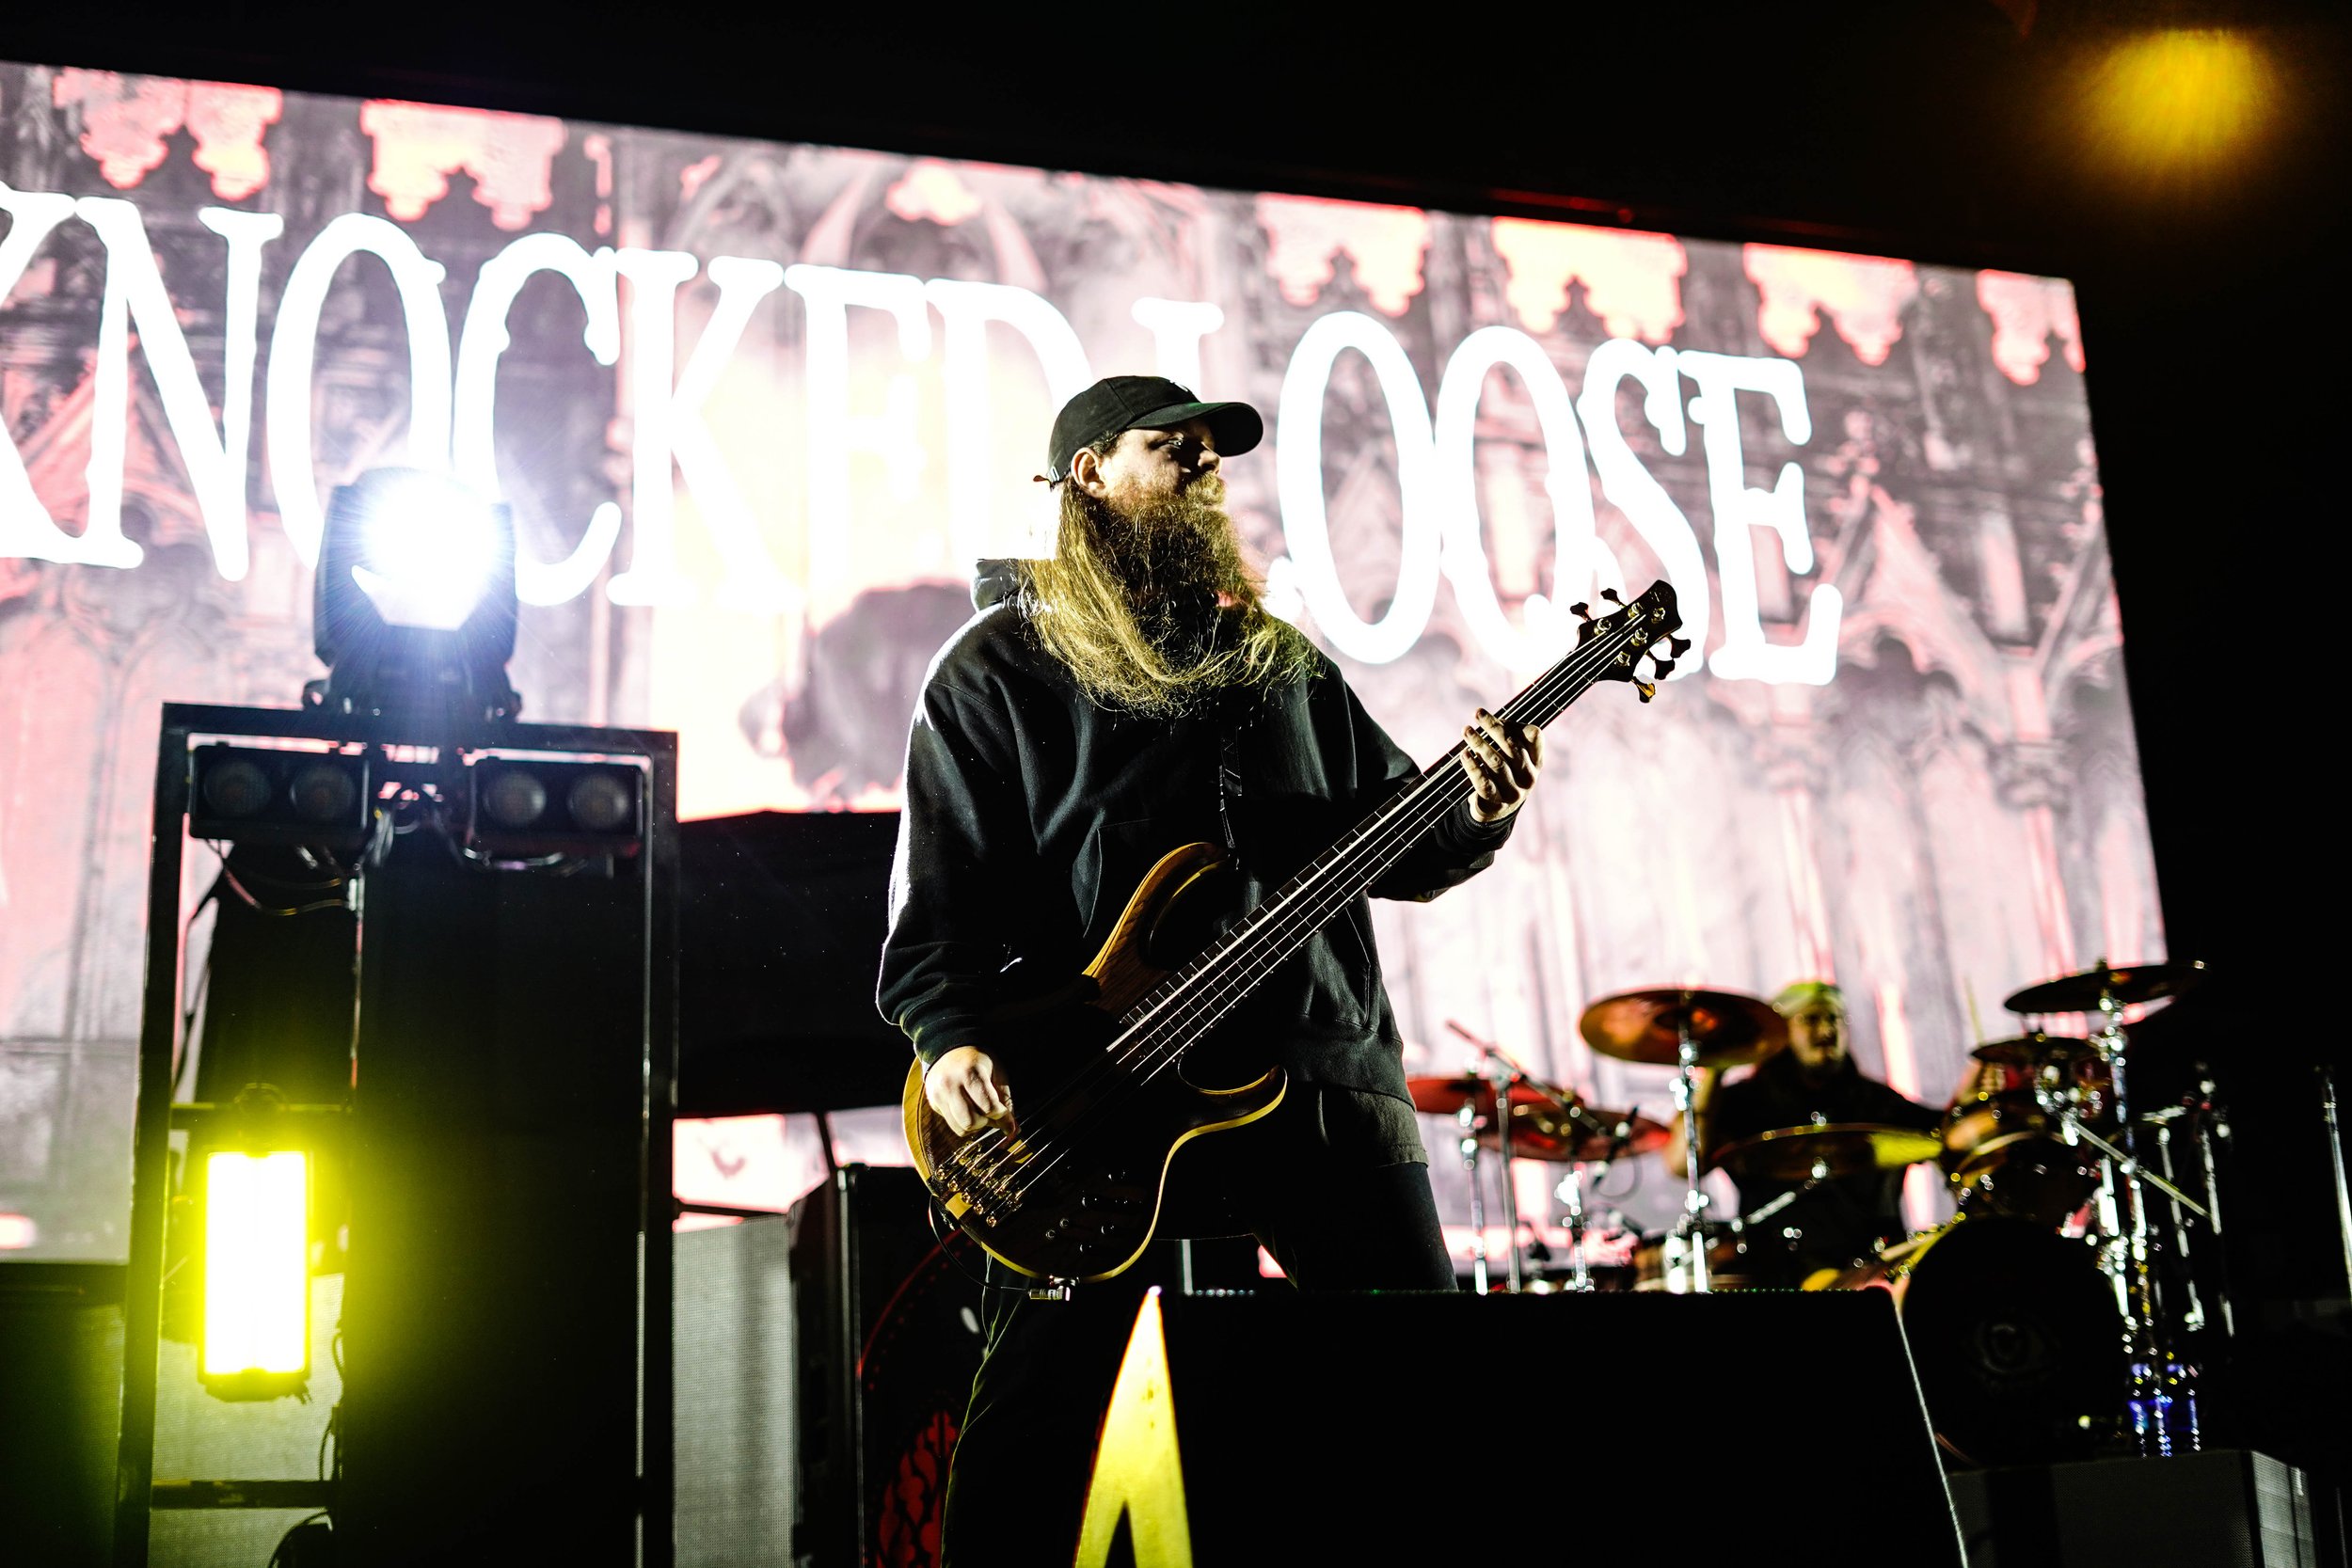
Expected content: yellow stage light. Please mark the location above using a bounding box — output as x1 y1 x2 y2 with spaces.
2084 30 2277 180
200 1149 310 1395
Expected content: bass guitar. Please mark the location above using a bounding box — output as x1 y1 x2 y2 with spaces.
901 580 1684 1281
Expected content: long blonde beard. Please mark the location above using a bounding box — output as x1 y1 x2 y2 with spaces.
1019 478 1317 717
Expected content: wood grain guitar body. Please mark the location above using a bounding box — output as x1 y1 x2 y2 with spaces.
900 842 1286 1282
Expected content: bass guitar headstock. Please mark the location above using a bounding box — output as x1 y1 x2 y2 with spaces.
1571 581 1688 703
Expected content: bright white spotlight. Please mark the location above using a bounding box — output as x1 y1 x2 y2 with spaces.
311 467 522 721
201 1148 310 1394
347 468 504 630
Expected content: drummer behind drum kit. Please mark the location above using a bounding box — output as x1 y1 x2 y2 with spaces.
1414 958 2231 1465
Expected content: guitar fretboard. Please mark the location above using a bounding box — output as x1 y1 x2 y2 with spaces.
1107 597 1659 1077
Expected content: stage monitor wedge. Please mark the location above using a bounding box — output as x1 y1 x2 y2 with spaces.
1078 1289 1964 1567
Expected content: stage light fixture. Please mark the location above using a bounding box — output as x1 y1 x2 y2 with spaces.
468 759 644 856
199 1146 310 1400
566 771 634 833
286 759 359 825
189 744 370 848
310 467 520 722
199 755 274 819
481 768 549 828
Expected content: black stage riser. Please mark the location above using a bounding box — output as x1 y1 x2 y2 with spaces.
1079 1291 1964 1566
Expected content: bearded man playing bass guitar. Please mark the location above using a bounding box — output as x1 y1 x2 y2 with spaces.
877 374 1544 1564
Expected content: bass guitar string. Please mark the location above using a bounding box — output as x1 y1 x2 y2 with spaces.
977 606 1657 1199
978 610 1645 1200
1092 608 1645 1089
974 605 1653 1198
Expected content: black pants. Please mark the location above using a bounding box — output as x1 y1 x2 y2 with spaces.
937 1109 1455 1568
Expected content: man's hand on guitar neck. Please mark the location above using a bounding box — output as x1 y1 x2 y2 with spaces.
926 1045 1016 1138
1460 707 1545 824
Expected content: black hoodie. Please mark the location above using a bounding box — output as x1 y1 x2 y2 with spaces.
876 560 1514 1101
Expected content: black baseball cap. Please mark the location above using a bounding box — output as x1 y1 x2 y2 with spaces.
1044 375 1263 483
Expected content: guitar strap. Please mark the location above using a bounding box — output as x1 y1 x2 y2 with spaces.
1216 703 1244 858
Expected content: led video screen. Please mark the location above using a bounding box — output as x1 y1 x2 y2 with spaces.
0 61 2158 1259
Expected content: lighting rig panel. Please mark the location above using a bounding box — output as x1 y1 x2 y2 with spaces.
118 705 679 1568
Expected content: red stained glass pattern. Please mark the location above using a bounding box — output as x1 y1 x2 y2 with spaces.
358 100 566 230
50 70 282 199
1255 194 1431 317
1490 217 1687 341
1744 244 1920 366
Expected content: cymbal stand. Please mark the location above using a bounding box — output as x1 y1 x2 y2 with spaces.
2081 977 2195 1455
2325 1066 2352 1307
1457 1101 1490 1296
1477 1045 1603 1291
1668 996 1711 1294
1555 1160 1597 1291
1486 1056 1524 1292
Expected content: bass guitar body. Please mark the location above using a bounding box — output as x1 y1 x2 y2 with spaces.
899 842 1287 1282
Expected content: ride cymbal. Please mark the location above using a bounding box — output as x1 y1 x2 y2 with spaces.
1578 988 1788 1068
1713 1123 1944 1182
1969 1033 2096 1069
2004 959 2206 1016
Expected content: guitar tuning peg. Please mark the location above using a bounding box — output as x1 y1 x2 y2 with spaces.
1650 659 1676 678
1600 588 1622 604
1668 636 1692 657
1568 602 1592 621
1634 680 1656 703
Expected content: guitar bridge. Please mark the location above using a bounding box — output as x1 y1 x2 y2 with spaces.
943 1133 1030 1227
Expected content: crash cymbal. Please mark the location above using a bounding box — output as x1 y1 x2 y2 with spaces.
2004 959 2206 1016
1479 1100 1671 1163
1713 1123 1945 1183
1404 1074 1554 1119
1578 988 1788 1068
1970 1033 2096 1069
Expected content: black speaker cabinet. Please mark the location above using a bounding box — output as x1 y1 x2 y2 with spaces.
1076 1290 1965 1566
333 825 659 1564
791 1164 986 1568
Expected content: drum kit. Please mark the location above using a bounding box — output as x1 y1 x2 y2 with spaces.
1416 958 2232 1465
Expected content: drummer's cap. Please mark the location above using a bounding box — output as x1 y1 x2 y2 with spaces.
1772 980 1844 1017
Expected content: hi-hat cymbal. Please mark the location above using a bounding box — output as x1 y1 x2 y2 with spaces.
1479 1100 1671 1164
1579 988 1788 1068
1713 1123 1944 1182
1970 1033 2096 1069
2004 960 2206 1016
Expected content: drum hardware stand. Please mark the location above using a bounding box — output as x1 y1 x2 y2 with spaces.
1549 1105 1637 1293
1554 1161 1597 1291
1476 1045 1625 1292
2079 971 2198 1454
1486 1055 1524 1293
2190 1076 2234 1338
1668 993 1712 1294
2323 1065 2352 1304
1457 1100 1492 1295
2142 1110 2210 1337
